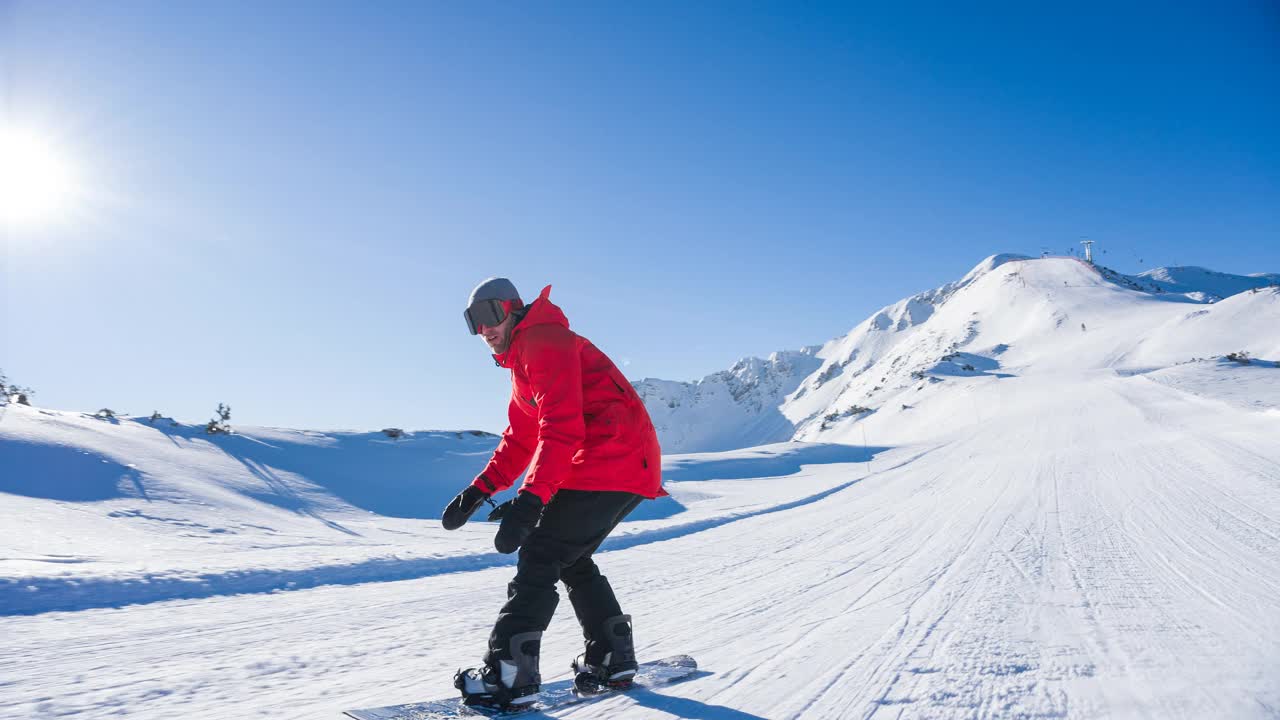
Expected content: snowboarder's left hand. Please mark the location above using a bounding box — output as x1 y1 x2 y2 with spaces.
494 491 544 553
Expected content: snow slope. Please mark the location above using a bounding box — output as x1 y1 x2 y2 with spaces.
0 410 502 613
795 258 1280 449
0 406 863 615
2 255 1278 719
643 256 1279 453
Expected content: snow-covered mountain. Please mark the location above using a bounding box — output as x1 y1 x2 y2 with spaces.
641 255 1280 453
634 349 823 453
1130 265 1280 302
3 253 1279 719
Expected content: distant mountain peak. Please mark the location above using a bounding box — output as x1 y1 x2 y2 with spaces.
1130 265 1280 302
637 253 1280 453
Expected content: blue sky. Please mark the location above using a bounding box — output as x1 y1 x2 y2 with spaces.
2 1 1277 432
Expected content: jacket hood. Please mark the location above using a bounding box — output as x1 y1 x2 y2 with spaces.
492 285 567 366
518 285 568 331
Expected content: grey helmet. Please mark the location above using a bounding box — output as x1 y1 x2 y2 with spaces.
464 277 522 334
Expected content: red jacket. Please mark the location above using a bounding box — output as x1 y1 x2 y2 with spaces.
474 286 664 504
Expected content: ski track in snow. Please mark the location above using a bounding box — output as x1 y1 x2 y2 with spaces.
3 372 1279 719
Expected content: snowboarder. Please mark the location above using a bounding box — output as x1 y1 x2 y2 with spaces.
442 277 665 710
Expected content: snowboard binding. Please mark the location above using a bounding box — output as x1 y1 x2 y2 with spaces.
453 666 538 711
571 656 635 694
571 614 638 694
454 631 541 711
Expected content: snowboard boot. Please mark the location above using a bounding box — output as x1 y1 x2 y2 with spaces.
454 631 542 709
572 615 638 694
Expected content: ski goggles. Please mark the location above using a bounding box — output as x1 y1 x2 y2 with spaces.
464 299 510 335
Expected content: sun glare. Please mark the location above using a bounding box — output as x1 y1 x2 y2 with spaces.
0 127 77 226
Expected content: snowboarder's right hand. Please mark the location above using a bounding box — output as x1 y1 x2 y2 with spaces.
442 484 491 530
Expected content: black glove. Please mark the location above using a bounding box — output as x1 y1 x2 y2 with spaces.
442 484 491 530
486 499 513 522
493 491 544 554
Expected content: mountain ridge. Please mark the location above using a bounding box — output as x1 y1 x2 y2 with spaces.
639 254 1280 453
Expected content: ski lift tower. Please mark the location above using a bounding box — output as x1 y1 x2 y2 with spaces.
1081 239 1095 263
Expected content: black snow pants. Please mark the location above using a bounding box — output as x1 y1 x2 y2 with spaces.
486 489 644 666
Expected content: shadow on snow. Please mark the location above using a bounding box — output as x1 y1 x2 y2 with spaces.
661 442 883 482
0 445 892 616
0 440 143 502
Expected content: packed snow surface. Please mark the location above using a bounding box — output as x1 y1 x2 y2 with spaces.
2 256 1278 719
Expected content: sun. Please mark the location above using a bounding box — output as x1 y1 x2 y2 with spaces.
0 127 77 226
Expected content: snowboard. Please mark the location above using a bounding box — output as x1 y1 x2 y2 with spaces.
343 655 698 719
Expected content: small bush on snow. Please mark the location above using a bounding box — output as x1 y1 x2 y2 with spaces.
0 369 34 406
206 403 233 435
